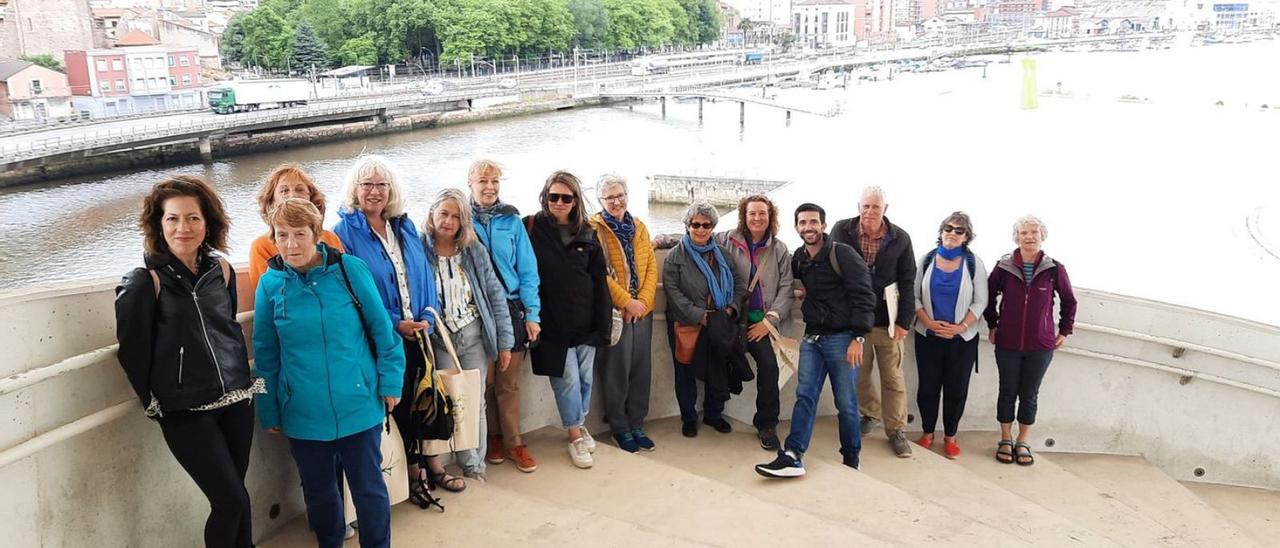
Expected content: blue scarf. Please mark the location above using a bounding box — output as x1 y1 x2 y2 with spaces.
472 200 510 226
602 210 639 292
936 244 965 261
683 234 734 310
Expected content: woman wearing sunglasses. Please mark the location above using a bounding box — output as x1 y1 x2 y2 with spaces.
662 201 748 438
524 171 612 469
911 211 987 459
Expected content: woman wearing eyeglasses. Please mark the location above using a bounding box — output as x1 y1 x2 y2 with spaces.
662 201 748 438
524 171 612 469
332 155 442 500
911 212 987 459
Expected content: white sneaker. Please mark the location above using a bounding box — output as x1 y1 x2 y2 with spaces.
580 426 597 453
345 523 356 540
568 438 594 469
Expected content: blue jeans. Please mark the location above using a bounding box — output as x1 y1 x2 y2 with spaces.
784 332 862 459
288 425 390 548
549 345 596 428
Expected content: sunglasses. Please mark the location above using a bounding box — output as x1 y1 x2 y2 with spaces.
546 192 576 204
688 222 714 230
942 225 967 235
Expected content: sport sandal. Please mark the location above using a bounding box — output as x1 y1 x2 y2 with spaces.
995 439 1015 464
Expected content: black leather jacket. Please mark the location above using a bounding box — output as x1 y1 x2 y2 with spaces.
115 250 251 412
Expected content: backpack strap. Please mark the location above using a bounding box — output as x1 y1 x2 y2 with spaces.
217 257 232 288
828 245 844 278
148 270 161 299
334 251 378 357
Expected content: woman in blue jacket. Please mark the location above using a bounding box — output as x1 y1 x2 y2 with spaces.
332 155 441 493
467 159 542 472
254 198 405 548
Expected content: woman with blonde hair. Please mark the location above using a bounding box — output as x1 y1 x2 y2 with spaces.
332 155 442 498
247 163 344 289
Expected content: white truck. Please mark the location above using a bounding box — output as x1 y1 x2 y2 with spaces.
208 79 311 114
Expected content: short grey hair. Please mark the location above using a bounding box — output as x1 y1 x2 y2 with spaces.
1012 214 1048 242
340 154 407 218
682 200 720 227
937 211 976 245
423 188 477 248
859 186 886 205
596 173 628 199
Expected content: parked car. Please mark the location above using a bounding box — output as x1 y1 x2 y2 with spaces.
497 78 518 89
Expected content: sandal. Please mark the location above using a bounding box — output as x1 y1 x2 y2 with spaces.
408 478 444 512
1014 441 1035 466
429 470 467 493
995 439 1015 464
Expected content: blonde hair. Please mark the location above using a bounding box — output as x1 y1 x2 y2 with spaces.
266 197 324 239
340 155 407 218
424 188 477 248
256 163 326 224
467 159 504 184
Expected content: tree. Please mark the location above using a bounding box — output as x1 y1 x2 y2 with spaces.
221 14 248 65
241 6 294 68
568 0 609 49
290 21 331 69
694 0 721 45
20 55 64 72
298 0 355 53
335 34 379 65
522 0 575 54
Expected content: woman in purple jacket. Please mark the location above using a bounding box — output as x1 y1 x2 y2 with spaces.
984 215 1076 466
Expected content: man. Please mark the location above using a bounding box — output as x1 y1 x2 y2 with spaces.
755 203 875 477
831 186 917 458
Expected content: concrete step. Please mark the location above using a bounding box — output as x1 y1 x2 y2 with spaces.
485 425 888 546
807 419 1114 545
1051 452 1256 546
1182 482 1280 545
259 478 697 547
945 433 1186 546
640 417 1023 546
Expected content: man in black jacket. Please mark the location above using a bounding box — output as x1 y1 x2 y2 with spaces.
830 186 916 458
756 203 875 477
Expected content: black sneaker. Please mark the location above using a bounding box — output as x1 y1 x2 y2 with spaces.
758 426 780 451
755 450 805 478
842 453 860 470
703 416 732 434
682 421 698 438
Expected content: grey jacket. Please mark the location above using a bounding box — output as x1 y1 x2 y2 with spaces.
662 240 749 326
423 233 515 361
714 229 795 330
913 249 988 341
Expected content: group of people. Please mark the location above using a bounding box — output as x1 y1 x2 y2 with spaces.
113 162 1076 547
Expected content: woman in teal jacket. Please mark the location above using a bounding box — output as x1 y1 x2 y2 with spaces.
254 198 405 548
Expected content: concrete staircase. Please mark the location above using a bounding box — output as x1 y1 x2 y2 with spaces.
261 417 1277 547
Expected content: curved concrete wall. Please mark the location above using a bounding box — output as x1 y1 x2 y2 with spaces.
1 260 1277 546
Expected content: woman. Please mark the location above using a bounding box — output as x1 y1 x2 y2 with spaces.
422 188 515 482
332 155 442 496
468 159 541 472
912 211 988 459
984 214 1077 466
114 175 260 548
247 163 345 290
254 198 404 548
662 201 748 439
713 195 794 451
589 174 659 453
524 170 611 469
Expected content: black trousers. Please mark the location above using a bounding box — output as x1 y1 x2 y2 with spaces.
157 399 255 548
914 333 978 437
994 348 1055 425
745 335 781 430
391 337 427 468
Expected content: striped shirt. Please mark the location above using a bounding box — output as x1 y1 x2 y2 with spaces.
1022 262 1035 285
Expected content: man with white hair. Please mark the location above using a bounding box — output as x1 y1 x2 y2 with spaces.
831 186 917 458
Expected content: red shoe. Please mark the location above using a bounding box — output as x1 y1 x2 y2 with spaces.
914 433 934 450
944 438 961 459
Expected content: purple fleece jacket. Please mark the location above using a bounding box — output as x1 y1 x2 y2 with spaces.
984 250 1077 352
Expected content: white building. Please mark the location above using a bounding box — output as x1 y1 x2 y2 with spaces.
792 0 860 48
726 0 795 25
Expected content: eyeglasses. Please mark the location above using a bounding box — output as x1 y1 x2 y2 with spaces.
358 182 390 192
546 192 576 204
688 222 714 230
942 225 967 235
601 193 627 204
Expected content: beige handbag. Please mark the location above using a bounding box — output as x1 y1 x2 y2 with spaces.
343 418 409 520
763 320 800 390
597 229 626 347
421 310 482 455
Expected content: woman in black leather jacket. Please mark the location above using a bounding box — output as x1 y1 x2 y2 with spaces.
115 175 259 548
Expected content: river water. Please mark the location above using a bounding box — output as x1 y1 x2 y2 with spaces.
2 40 1278 325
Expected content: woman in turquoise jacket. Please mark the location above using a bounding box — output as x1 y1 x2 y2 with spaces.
254 198 404 548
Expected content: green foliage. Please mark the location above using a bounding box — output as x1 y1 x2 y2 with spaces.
221 14 248 64
335 34 379 65
241 6 294 68
695 0 721 44
20 55 64 72
298 0 355 52
603 0 675 50
290 22 332 69
567 0 609 49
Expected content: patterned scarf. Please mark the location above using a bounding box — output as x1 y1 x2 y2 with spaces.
602 210 639 292
683 234 735 310
472 199 509 226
